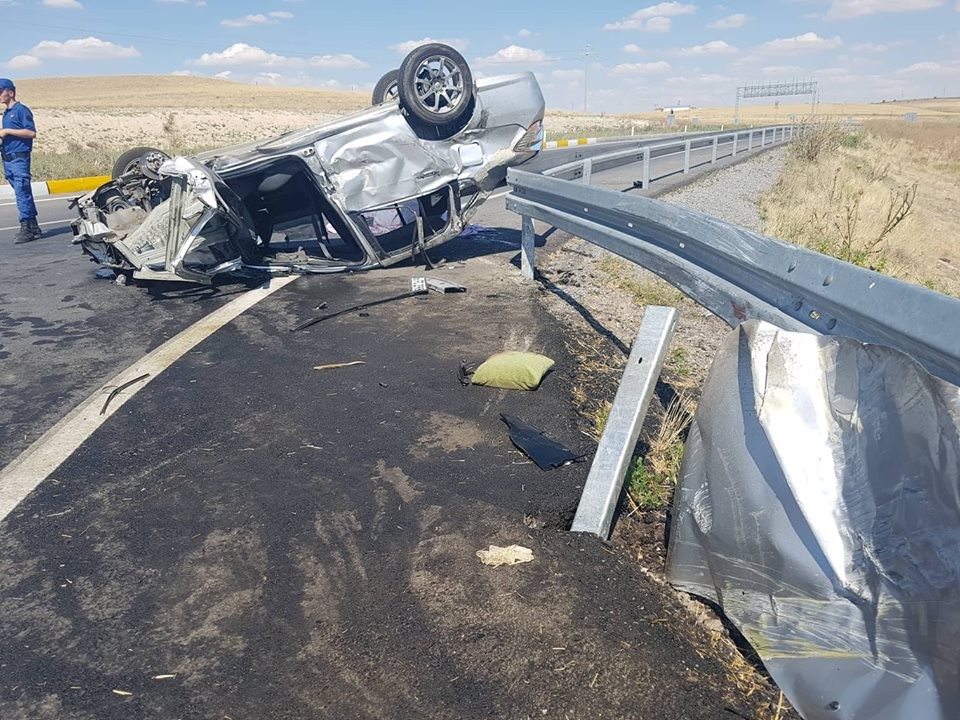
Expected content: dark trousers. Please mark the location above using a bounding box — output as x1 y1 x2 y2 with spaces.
2 155 38 222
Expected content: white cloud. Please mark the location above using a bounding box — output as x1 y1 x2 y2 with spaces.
624 44 645 54
850 41 902 51
42 0 83 8
309 53 367 69
760 32 843 55
221 12 294 27
4 54 42 70
677 40 737 56
476 45 553 64
761 65 804 76
30 36 139 59
708 13 747 29
189 43 298 67
826 0 943 19
605 2 696 29
897 60 960 74
389 38 468 54
612 60 671 75
645 16 673 32
517 28 532 38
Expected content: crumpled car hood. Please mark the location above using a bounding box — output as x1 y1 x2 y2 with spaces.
668 319 960 720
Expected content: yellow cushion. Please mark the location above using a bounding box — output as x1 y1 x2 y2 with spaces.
471 351 555 390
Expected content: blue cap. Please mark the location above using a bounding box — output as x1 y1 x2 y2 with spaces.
0 78 14 91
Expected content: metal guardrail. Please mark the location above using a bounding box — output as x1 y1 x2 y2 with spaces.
506 166 960 387
543 125 793 187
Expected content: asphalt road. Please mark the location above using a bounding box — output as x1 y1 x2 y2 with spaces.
0 142 783 719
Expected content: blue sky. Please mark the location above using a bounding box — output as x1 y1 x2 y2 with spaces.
2 0 958 112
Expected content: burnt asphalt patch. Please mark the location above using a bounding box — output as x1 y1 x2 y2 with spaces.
0 263 755 719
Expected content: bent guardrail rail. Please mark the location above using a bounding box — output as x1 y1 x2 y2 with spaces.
506 168 960 387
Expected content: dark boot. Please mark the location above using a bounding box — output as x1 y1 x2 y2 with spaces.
14 221 36 245
28 217 42 239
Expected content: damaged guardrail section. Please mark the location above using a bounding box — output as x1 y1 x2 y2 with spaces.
506 156 960 720
506 169 960 386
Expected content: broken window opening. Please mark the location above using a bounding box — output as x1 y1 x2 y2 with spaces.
224 158 365 266
355 187 453 256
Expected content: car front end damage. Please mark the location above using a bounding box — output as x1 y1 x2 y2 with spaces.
69 66 544 285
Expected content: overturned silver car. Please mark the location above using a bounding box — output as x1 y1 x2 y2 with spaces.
70 44 544 284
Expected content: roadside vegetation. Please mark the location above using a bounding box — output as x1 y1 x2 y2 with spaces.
760 119 960 297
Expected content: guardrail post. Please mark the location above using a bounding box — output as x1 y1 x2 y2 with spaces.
711 136 718 164
581 158 593 185
732 132 738 156
520 215 535 280
641 145 650 188
748 131 753 152
762 128 767 146
570 306 679 539
683 139 691 174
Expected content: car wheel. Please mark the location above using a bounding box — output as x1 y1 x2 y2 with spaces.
372 69 400 105
397 43 475 140
111 146 169 180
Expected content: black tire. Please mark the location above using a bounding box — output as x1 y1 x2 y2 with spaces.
397 43 475 140
111 146 167 180
371 69 400 105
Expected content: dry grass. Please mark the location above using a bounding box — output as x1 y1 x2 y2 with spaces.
625 392 695 511
595 256 685 307
761 119 960 296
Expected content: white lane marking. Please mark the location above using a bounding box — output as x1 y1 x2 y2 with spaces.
0 274 300 521
0 219 71 232
0 196 77 207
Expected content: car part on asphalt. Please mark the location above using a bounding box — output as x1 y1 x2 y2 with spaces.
313 361 365 372
70 43 544 285
100 373 150 415
291 277 430 332
500 414 584 471
668 320 960 720
571 306 678 539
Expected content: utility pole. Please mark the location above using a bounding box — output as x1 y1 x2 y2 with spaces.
582 45 591 113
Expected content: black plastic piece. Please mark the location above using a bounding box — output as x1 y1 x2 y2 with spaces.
500 414 583 470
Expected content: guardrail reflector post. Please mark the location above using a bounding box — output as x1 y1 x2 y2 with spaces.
683 139 691 174
581 158 593 185
521 215 535 280
748 131 753 152
641 146 650 189
711 136 718 164
570 306 678 539
732 132 738 156
762 128 767 146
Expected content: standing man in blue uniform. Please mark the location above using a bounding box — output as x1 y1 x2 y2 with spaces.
1 78 42 244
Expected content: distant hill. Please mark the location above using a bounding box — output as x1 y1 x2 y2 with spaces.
16 75 369 114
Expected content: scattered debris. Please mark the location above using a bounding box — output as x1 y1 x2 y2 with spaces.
500 414 584 470
313 361 365 372
111 689 133 697
94 268 116 280
476 544 534 567
115 274 128 286
464 351 555 390
292 278 428 331
152 674 177 681
100 373 150 415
